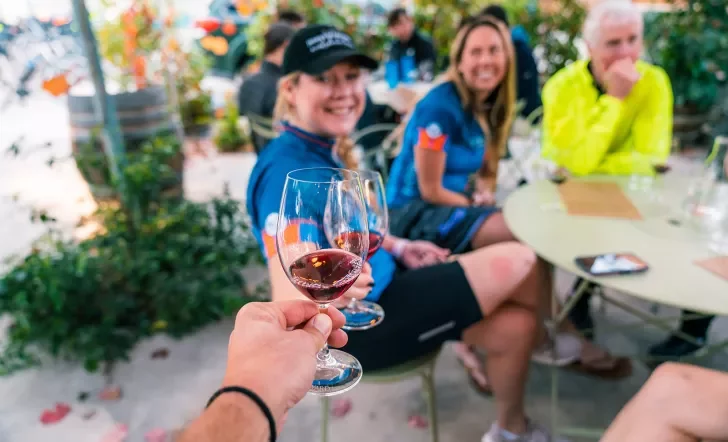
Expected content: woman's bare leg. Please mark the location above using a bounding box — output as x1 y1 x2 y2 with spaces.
455 242 543 434
602 363 728 442
471 212 517 249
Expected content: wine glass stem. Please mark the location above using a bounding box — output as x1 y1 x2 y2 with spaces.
347 298 357 309
317 304 335 364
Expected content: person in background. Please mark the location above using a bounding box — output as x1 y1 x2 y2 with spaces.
386 16 630 391
541 0 712 362
480 4 542 121
238 23 295 153
277 9 306 29
247 24 567 442
386 8 437 82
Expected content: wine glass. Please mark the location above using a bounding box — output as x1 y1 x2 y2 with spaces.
276 167 368 396
337 169 387 331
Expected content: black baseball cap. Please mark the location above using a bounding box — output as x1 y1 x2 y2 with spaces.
282 24 379 75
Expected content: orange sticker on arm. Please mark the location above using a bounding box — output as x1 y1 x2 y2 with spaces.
416 123 448 152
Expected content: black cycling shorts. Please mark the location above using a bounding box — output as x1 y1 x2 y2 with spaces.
342 261 482 371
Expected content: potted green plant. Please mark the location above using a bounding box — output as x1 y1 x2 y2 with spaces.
644 1 728 148
246 1 388 61
0 136 263 377
175 48 214 137
71 0 182 203
214 97 253 153
519 0 586 83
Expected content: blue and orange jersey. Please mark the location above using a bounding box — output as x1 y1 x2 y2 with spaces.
386 81 487 209
246 123 396 302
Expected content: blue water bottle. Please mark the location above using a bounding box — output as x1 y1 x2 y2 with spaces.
400 48 416 84
384 56 400 89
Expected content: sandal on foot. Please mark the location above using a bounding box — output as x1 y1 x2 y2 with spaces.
453 343 493 396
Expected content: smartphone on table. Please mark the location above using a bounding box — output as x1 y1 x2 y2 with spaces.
574 253 649 276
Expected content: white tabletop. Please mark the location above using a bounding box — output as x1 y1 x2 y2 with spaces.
503 175 728 316
367 81 433 114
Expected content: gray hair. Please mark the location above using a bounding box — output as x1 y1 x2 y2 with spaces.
583 0 643 45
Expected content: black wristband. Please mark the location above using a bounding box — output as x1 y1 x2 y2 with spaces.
206 386 277 442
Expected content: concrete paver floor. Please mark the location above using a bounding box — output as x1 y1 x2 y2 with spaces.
1 95 727 442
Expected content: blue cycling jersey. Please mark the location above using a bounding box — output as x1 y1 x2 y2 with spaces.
387 81 487 209
246 123 396 302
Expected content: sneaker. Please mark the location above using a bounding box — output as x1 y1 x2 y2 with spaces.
482 420 570 442
648 334 704 362
531 332 581 367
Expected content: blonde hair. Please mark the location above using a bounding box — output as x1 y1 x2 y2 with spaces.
272 72 359 170
414 17 516 186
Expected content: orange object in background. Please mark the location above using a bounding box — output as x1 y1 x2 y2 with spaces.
133 57 147 90
43 74 71 97
222 20 237 36
52 16 70 27
237 1 254 16
200 36 229 56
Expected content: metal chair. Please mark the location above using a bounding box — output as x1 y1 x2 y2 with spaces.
320 348 441 442
351 123 400 182
244 114 276 152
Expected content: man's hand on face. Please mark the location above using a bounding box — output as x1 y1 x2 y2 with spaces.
222 301 348 429
605 58 640 100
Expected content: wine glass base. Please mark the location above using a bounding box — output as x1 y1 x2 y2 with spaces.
341 301 385 331
310 349 363 396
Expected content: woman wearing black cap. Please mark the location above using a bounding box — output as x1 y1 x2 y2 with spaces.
245 24 564 441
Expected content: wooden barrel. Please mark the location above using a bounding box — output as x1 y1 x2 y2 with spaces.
68 85 184 202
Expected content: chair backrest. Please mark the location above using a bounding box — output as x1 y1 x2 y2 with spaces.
351 123 399 182
246 113 276 152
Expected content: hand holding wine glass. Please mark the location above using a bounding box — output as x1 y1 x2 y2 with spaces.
276 168 369 396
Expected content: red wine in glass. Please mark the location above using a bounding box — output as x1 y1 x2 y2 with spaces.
334 231 384 261
289 249 363 303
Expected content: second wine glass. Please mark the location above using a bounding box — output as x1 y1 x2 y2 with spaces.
335 169 387 331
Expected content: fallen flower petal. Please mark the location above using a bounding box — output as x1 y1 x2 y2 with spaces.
100 386 123 401
408 415 428 429
330 398 352 418
55 403 71 415
144 428 167 442
101 423 128 442
40 409 60 425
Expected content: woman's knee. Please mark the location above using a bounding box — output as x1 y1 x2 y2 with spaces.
643 362 694 401
458 242 537 315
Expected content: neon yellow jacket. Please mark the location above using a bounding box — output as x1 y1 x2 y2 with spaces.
542 60 673 176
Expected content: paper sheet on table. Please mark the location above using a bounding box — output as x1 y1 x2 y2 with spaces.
558 181 642 220
695 256 728 282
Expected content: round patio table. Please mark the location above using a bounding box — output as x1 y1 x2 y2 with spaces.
367 81 432 114
503 175 728 439
503 175 728 316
